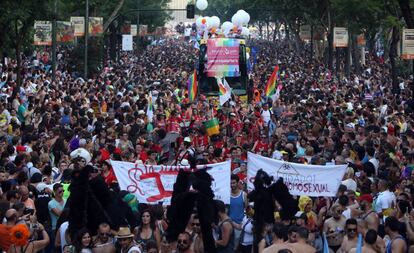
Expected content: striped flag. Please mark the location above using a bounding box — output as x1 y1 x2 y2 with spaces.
216 77 232 106
146 91 154 122
187 70 198 102
264 65 279 97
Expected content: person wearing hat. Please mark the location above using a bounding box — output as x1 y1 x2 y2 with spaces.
356 194 379 232
116 227 141 253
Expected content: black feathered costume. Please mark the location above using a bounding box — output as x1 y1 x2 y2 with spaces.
66 165 138 239
248 169 298 253
166 168 218 253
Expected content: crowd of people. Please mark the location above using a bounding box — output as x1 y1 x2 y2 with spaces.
0 29 412 253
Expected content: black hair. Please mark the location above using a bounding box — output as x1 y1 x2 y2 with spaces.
272 222 288 241
365 229 377 244
385 216 400 232
346 218 358 227
215 200 226 213
231 174 240 182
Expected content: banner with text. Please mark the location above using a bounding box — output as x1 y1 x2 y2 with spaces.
247 152 347 197
207 38 240 77
70 17 85 36
34 21 52 46
89 17 103 36
111 160 231 205
131 25 137 36
402 29 414 59
57 21 75 43
333 27 349 48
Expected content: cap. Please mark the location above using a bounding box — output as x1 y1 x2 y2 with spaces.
358 194 373 203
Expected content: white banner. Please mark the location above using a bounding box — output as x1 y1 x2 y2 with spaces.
70 17 85 36
111 160 231 205
333 27 348 48
122 35 133 51
247 152 347 197
402 29 414 59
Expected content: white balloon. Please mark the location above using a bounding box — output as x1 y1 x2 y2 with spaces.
221 21 233 32
241 27 250 36
231 13 244 26
210 16 221 28
196 0 208 11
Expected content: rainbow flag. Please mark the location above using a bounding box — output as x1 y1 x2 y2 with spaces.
204 118 220 136
264 65 279 97
187 70 198 102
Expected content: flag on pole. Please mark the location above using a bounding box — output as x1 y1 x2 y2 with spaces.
204 118 220 136
322 233 330 253
146 91 154 122
216 77 232 106
187 70 198 102
264 65 279 97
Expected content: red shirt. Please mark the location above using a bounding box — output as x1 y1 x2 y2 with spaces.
102 169 117 186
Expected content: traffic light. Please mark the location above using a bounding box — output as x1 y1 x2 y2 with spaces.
187 4 195 19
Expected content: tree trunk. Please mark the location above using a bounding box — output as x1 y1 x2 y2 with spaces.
390 26 400 94
103 0 125 32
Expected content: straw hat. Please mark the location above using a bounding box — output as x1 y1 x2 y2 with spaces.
116 227 134 239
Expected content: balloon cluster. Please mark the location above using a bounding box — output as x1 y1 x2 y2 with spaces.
195 9 251 38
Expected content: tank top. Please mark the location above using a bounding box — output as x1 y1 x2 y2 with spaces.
229 191 244 224
135 228 155 246
217 219 235 253
386 235 406 253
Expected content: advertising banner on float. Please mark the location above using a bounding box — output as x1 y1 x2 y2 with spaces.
70 17 85 36
111 160 231 205
34 21 52 46
402 29 414 59
333 27 349 48
247 152 347 197
299 25 311 41
88 17 103 36
131 25 137 36
56 21 75 43
122 35 133 51
207 38 240 77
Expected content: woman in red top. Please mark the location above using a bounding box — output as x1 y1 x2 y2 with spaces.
101 160 116 186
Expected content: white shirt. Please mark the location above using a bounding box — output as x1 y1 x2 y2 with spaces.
374 190 396 213
261 110 271 125
239 216 253 246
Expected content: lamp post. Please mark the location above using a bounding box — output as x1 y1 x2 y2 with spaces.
84 0 89 79
51 0 57 82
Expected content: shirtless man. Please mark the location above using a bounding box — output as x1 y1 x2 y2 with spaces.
323 204 346 253
357 219 385 253
349 230 379 253
93 223 116 253
357 194 379 232
288 226 316 253
262 223 289 253
338 218 358 253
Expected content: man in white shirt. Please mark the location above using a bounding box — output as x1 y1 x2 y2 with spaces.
374 179 396 215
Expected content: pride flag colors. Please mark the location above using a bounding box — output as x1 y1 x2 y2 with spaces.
187 70 198 102
265 65 279 97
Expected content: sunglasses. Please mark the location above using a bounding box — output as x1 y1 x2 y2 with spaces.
178 240 188 244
